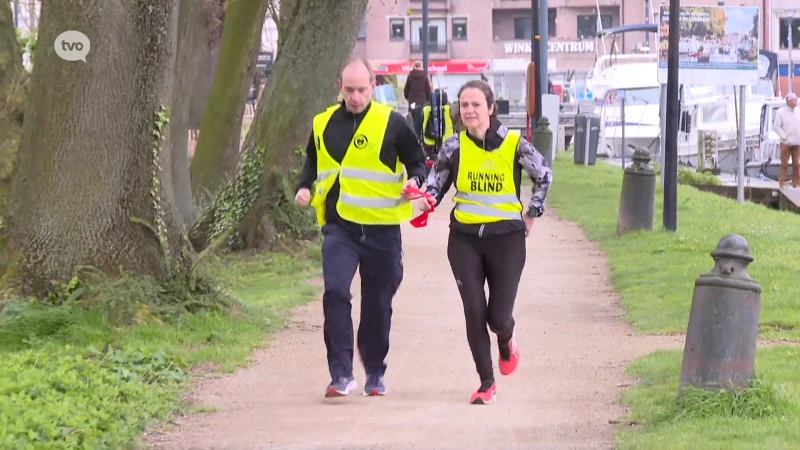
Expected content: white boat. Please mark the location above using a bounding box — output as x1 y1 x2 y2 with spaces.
587 23 779 175
677 84 766 173
587 53 662 159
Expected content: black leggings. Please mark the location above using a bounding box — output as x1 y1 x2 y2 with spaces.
446 229 527 384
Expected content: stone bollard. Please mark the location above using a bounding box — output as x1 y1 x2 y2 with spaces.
532 116 554 168
616 149 655 236
679 234 762 393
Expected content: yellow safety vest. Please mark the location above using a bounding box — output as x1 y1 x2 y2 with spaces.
422 105 454 146
453 130 523 225
309 101 413 226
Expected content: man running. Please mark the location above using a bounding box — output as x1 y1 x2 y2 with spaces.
294 56 427 398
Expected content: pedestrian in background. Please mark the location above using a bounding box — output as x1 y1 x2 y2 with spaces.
421 89 454 153
403 60 432 107
774 93 800 188
418 80 552 405
294 55 427 398
404 61 432 139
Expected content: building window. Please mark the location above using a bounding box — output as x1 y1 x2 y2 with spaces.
452 18 467 40
577 15 612 40
514 17 531 40
390 18 405 40
410 18 447 52
357 17 366 40
513 10 558 40
779 17 800 49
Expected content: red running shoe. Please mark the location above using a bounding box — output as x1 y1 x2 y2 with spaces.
498 337 520 376
470 382 497 405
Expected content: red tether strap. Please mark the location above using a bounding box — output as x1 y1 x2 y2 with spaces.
402 186 436 228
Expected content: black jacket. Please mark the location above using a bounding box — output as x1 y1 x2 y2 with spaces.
295 101 428 237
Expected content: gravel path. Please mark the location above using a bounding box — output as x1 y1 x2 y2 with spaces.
147 199 683 450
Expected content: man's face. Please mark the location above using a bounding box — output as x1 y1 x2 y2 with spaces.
788 96 797 108
338 62 374 114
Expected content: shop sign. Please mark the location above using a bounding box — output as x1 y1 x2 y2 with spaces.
503 41 596 54
371 60 490 74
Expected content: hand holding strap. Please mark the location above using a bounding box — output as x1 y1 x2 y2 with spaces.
402 186 436 228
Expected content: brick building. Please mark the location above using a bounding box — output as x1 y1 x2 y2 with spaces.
355 0 653 104
355 0 780 105
489 0 649 105
768 0 800 94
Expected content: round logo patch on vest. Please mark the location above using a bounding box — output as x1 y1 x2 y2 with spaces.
354 134 369 149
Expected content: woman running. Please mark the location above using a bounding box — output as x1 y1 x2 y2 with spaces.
419 80 552 404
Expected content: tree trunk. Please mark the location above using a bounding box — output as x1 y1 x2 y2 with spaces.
2 0 191 298
188 0 225 129
0 1 27 241
188 0 368 251
168 0 203 226
268 0 297 55
189 0 267 206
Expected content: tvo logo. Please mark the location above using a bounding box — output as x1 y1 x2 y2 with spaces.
54 30 91 62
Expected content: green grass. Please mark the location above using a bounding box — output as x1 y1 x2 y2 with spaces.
0 248 321 450
615 347 800 449
549 152 800 447
547 153 800 340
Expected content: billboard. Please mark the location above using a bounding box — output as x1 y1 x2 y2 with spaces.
657 5 760 85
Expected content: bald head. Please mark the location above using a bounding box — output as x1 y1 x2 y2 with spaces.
338 55 375 113
340 55 375 81
787 93 797 108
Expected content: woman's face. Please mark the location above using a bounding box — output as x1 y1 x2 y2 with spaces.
459 88 493 131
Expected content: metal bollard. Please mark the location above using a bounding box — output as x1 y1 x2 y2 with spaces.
531 116 554 168
679 234 761 392
616 148 655 235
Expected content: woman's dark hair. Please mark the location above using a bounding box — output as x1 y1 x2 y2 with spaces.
457 80 498 118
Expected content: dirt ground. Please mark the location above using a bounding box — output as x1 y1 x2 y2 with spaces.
147 200 683 450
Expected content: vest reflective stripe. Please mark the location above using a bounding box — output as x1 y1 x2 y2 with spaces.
309 101 413 226
315 169 337 197
316 169 337 183
455 203 523 220
453 130 523 225
340 193 405 208
422 105 454 146
340 167 404 183
309 105 343 225
454 191 520 205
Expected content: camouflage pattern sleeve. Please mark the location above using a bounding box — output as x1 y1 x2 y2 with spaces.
516 133 552 217
424 134 460 203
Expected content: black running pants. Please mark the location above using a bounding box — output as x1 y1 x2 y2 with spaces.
446 229 526 384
